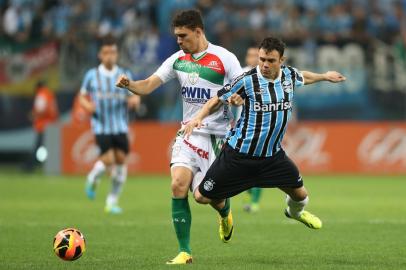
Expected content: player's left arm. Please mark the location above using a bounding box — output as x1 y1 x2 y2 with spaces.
182 96 222 138
224 52 245 106
301 70 346 85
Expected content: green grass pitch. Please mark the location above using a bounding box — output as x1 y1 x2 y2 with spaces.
0 171 405 270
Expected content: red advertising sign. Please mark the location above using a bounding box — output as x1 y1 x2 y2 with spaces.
60 122 406 175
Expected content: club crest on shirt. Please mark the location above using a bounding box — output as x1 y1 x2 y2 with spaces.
282 80 293 93
188 71 199 85
203 179 215 191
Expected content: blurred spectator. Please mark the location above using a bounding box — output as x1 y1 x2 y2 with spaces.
24 80 58 171
1 0 405 121
3 2 33 42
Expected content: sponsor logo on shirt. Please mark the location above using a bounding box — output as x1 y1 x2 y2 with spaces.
253 101 292 112
282 80 293 93
181 86 211 104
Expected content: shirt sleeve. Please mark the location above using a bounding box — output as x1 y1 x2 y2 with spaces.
223 51 244 84
80 70 93 94
153 52 179 84
290 66 305 89
217 74 246 103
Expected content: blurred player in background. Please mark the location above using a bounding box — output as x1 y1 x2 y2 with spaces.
183 36 346 231
116 10 242 264
243 44 259 72
240 44 263 213
79 38 140 214
24 80 59 171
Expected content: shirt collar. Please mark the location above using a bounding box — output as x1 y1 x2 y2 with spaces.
256 65 282 83
98 64 118 77
192 42 211 59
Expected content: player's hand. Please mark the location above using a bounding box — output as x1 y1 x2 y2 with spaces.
127 95 141 110
116 74 130 89
228 93 244 106
324 71 346 83
182 118 203 139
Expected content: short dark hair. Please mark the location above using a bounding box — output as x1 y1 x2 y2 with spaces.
100 37 117 49
259 37 286 57
172 9 204 30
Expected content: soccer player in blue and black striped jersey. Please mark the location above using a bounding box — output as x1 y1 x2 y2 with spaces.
79 38 140 214
183 37 346 230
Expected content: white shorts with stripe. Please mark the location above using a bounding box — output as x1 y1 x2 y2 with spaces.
170 132 225 192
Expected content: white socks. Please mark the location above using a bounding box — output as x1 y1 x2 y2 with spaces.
286 195 309 218
87 160 107 185
106 164 127 206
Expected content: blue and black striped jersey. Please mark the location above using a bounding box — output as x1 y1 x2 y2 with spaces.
80 65 133 135
217 65 304 157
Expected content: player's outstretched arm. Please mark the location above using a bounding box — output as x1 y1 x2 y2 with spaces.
182 96 222 139
301 71 346 85
116 74 162 95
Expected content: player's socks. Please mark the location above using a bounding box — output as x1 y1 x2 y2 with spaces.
285 195 308 218
285 195 322 229
88 160 106 184
247 188 262 213
171 198 192 254
217 198 230 218
251 188 262 204
105 165 127 213
85 160 106 199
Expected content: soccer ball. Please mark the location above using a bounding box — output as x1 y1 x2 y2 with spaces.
53 228 86 261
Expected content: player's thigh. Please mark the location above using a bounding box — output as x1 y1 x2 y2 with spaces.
199 144 252 200
112 133 129 159
95 134 112 156
170 166 194 198
279 186 308 201
99 149 115 167
188 134 219 191
113 149 127 164
256 150 303 190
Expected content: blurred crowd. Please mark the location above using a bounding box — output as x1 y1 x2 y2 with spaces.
1 0 405 121
1 0 406 68
1 0 405 44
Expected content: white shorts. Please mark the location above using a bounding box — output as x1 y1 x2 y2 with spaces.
171 132 225 192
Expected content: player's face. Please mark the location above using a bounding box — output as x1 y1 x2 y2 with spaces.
98 45 118 68
174 26 201 54
245 47 259 68
258 48 285 80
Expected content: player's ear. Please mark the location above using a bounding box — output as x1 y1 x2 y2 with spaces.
280 56 286 64
195 27 203 37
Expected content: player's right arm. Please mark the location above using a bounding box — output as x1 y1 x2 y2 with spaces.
78 70 96 113
78 94 96 113
116 51 179 95
116 74 163 96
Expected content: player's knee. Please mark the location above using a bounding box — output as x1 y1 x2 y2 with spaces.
100 152 114 167
171 178 189 197
193 190 209 204
114 151 127 164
